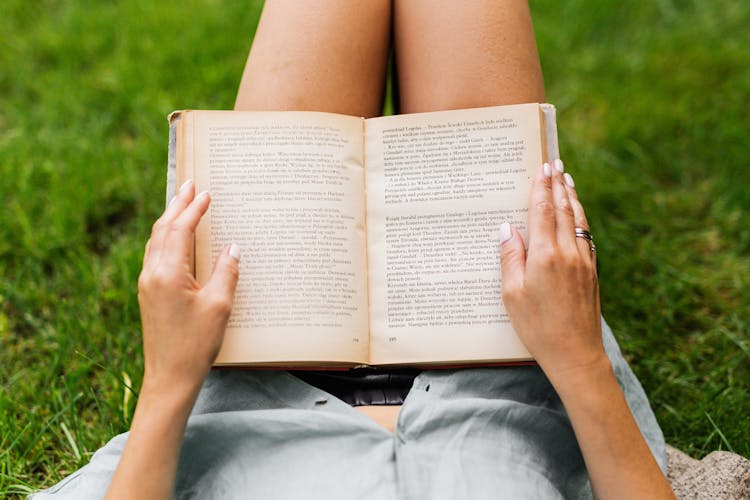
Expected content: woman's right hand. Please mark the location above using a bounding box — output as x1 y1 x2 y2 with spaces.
499 159 605 385
499 159 675 499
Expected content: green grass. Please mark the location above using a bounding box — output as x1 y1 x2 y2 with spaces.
1 0 748 495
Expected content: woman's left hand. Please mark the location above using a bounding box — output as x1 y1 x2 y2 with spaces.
137 179 240 398
106 181 240 500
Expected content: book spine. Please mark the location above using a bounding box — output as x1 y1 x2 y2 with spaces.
166 114 182 207
540 103 560 161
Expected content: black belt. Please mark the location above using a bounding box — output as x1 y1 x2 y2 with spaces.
291 368 420 406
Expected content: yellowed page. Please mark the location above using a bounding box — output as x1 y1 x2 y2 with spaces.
189 111 369 365
364 103 546 365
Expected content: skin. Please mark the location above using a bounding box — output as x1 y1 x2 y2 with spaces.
234 0 392 118
105 181 239 500
106 1 675 497
500 161 675 499
393 0 546 113
235 0 546 430
104 162 675 500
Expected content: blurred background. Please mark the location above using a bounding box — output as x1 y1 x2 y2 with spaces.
1 0 748 494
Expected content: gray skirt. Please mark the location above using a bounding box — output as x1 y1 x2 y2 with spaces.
31 318 666 500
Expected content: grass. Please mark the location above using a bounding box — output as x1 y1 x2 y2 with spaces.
1 0 748 495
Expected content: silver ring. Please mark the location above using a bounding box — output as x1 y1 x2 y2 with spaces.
575 228 596 253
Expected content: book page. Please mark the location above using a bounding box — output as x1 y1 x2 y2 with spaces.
365 104 545 365
189 111 369 365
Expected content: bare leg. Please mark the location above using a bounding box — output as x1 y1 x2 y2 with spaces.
393 0 545 113
234 0 397 432
235 0 391 117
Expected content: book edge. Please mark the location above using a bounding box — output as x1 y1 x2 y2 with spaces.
540 103 560 161
166 105 554 369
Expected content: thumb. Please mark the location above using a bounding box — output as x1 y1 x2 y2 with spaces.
500 222 526 292
202 243 241 309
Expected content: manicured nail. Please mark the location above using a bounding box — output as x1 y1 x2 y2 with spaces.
543 163 551 177
500 222 512 244
179 179 193 192
229 243 241 262
564 172 575 188
196 190 209 200
554 158 564 173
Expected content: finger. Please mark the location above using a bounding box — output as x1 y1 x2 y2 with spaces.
562 172 589 231
163 179 195 222
562 172 596 260
500 222 526 299
147 180 196 269
162 190 211 263
201 244 241 317
527 162 555 254
142 238 153 271
551 159 577 250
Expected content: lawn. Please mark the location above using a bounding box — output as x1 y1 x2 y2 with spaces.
1 0 748 495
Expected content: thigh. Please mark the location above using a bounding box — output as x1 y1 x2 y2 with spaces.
393 0 545 113
235 0 391 117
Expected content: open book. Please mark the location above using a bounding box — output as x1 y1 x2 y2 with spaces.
168 103 559 367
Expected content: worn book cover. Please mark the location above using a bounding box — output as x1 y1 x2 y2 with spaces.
167 103 559 368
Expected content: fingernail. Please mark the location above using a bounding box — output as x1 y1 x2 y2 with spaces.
168 196 176 207
196 190 209 200
543 163 551 177
500 222 512 244
229 243 241 262
564 172 575 188
554 158 564 173
179 179 193 192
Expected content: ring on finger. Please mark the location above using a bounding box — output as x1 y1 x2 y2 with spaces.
574 227 596 253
